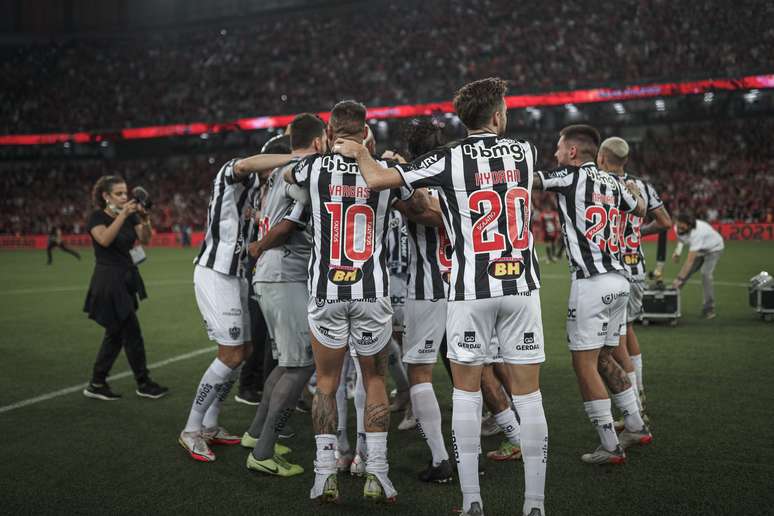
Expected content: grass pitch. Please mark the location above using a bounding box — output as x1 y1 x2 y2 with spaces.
1 242 773 515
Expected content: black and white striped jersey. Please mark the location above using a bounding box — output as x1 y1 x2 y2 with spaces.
397 133 541 301
293 153 413 300
406 189 452 300
386 209 410 276
195 158 260 277
617 173 664 277
537 162 639 279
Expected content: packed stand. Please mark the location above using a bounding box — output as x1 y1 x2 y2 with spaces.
2 0 772 134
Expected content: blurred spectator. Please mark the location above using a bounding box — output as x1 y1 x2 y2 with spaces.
1 0 772 134
1 118 772 236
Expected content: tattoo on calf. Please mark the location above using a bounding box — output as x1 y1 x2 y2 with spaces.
365 403 390 432
373 350 389 377
312 392 337 434
597 352 632 394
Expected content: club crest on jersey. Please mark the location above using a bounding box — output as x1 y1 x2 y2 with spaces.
487 257 524 281
328 266 363 285
229 326 241 340
462 140 525 161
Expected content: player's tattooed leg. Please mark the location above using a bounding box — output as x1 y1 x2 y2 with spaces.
313 392 338 435
366 402 390 432
597 348 632 394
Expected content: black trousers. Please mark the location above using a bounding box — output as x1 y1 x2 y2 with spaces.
91 310 149 385
47 242 80 264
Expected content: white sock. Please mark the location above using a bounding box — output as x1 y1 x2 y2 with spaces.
314 434 337 475
611 386 645 432
493 408 521 446
202 363 241 429
631 354 644 393
584 398 619 451
626 372 641 411
410 382 449 465
452 388 483 513
365 432 397 497
353 358 367 456
513 391 547 516
184 358 232 432
336 361 350 452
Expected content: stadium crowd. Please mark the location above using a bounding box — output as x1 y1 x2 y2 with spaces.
1 118 772 236
2 0 772 134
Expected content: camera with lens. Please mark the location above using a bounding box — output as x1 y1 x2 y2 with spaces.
131 186 153 210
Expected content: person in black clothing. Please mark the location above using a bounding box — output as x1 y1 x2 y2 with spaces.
82 175 168 401
46 226 81 264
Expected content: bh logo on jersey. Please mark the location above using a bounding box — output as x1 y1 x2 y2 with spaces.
487 257 524 281
328 266 363 286
623 253 641 266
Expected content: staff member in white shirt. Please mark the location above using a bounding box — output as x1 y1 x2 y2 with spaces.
671 213 725 318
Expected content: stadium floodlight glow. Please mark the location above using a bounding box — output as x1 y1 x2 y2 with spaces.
526 107 542 120
613 102 625 114
744 89 760 103
704 92 714 103
200 133 209 140
655 99 666 111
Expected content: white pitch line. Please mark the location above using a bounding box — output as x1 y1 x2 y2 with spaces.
0 346 215 414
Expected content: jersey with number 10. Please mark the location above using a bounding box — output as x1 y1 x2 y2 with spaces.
293 153 413 300
537 162 639 279
397 133 541 301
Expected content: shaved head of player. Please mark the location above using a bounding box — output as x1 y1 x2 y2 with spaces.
334 78 549 516
534 126 650 465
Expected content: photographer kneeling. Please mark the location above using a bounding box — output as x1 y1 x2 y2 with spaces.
82 176 168 400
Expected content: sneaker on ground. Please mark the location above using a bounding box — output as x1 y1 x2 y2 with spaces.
580 444 626 465
702 309 717 320
136 380 169 399
178 431 215 462
480 414 501 437
234 390 260 406
524 508 543 516
619 426 653 449
83 383 121 401
615 412 651 433
418 459 453 483
363 472 397 504
310 473 339 504
350 451 366 476
246 452 304 477
486 440 522 461
336 449 354 472
203 426 241 445
398 403 417 430
389 389 410 412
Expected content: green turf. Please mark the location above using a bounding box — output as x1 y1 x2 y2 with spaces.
2 242 774 515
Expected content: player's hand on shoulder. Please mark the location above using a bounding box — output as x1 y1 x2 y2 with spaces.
625 179 641 196
381 150 407 164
